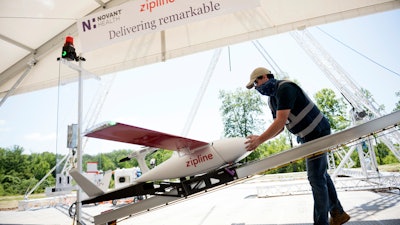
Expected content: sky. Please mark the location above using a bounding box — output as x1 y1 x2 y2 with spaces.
0 9 399 156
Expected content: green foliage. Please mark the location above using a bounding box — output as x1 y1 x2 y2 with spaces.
28 152 56 180
375 142 399 165
394 90 400 112
0 146 169 196
334 139 400 168
218 86 305 173
360 88 385 117
251 135 305 174
146 149 173 168
0 146 59 195
219 88 267 137
82 149 139 172
314 88 350 131
246 135 290 161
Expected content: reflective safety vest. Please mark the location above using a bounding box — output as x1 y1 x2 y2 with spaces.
269 80 324 138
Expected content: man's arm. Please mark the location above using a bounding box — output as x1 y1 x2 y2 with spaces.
245 109 290 151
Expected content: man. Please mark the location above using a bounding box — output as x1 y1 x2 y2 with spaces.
244 67 350 225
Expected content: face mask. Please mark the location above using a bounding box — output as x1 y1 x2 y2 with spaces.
255 78 278 96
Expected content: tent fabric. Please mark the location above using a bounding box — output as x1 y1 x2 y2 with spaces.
1 0 399 99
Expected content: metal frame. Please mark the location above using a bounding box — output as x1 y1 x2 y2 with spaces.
290 29 400 177
236 110 400 178
91 167 238 224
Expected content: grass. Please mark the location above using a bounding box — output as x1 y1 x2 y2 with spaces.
0 193 46 211
378 163 400 172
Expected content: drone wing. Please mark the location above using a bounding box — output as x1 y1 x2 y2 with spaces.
85 122 209 151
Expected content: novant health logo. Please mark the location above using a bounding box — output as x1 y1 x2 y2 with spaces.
81 9 122 32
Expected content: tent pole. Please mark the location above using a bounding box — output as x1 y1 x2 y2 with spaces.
76 57 84 224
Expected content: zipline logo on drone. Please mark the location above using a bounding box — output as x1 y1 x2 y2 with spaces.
81 9 123 32
186 153 214 168
140 0 175 13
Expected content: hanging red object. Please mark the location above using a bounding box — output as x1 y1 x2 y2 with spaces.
61 36 76 61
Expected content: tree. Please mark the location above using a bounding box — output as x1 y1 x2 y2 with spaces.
218 88 296 168
219 88 267 137
29 152 55 180
359 88 385 118
245 135 291 162
394 90 400 112
314 88 350 131
0 146 29 195
146 149 173 168
2 146 27 176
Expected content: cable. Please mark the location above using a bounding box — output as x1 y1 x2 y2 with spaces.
316 27 400 77
56 61 62 174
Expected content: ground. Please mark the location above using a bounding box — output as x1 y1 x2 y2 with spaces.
0 163 398 211
0 193 46 211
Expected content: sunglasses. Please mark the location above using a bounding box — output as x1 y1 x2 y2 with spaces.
254 75 264 85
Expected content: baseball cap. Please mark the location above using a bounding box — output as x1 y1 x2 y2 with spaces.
246 67 271 89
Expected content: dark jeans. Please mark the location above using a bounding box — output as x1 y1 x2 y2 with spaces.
299 121 344 225
307 153 344 225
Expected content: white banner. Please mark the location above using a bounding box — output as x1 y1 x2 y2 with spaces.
77 0 260 52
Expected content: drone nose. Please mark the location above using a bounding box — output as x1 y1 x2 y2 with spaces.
212 137 247 163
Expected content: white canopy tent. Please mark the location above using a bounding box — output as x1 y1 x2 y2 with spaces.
2 2 400 222
1 0 400 102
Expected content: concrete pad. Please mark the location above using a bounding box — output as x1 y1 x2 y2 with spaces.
0 207 73 225
113 177 400 225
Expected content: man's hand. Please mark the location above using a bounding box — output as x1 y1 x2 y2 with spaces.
245 135 261 151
